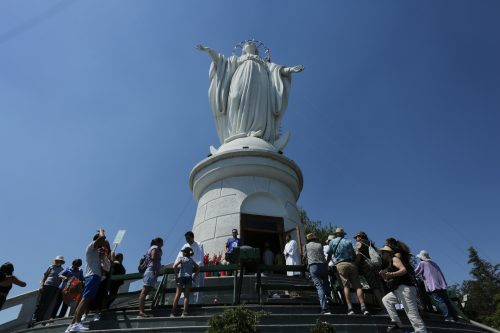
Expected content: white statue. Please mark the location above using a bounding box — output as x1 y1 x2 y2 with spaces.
197 40 304 150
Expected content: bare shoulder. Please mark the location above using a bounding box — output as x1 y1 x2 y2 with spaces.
392 256 403 265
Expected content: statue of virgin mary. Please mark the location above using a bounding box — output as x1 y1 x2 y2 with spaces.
197 40 304 148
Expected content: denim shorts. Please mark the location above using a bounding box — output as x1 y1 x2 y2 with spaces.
176 276 193 287
82 275 101 299
143 270 158 288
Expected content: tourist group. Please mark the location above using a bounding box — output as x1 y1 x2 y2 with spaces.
1 227 457 333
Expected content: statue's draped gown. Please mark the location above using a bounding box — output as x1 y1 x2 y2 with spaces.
208 54 291 144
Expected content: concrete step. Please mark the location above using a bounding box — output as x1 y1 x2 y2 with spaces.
14 311 487 333
11 322 489 333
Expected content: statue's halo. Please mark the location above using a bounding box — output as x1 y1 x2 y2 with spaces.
232 39 270 61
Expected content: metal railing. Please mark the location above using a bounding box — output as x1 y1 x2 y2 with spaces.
151 264 240 308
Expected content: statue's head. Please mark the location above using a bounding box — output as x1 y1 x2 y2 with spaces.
242 41 258 55
234 39 270 60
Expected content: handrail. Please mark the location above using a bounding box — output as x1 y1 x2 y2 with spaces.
258 264 307 272
109 272 143 281
0 289 39 332
106 264 304 308
150 264 240 308
109 264 242 281
255 264 308 304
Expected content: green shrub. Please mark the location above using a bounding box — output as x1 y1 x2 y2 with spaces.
310 320 336 333
207 306 268 333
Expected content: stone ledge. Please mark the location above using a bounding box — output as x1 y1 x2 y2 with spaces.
190 150 303 201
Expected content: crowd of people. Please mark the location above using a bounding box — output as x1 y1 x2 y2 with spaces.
0 226 458 333
304 227 458 333
23 229 127 332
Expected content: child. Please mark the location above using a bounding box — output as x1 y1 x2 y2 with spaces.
171 247 199 317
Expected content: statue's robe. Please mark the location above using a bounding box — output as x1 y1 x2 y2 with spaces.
208 54 291 145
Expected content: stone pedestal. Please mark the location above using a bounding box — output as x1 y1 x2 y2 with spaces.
189 137 304 256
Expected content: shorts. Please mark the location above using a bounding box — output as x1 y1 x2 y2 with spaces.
336 261 362 289
82 275 101 299
176 276 193 287
143 270 158 288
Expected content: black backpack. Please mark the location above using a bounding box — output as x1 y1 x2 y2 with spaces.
138 253 149 273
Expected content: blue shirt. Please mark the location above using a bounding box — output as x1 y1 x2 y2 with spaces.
226 238 241 254
328 237 356 264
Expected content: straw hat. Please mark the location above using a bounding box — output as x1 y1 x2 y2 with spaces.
379 246 394 253
306 233 317 241
416 250 431 261
52 255 65 264
334 228 346 236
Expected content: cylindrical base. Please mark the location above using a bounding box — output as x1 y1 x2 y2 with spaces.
189 147 304 257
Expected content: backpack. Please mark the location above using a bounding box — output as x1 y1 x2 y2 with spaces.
367 242 382 267
138 254 149 273
359 241 382 267
138 245 158 273
62 276 84 304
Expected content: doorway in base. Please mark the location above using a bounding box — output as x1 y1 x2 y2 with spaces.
240 214 284 270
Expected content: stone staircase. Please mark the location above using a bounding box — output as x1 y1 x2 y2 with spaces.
12 303 491 333
8 273 494 333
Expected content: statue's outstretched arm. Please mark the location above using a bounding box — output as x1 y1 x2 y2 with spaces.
280 65 304 75
196 44 220 65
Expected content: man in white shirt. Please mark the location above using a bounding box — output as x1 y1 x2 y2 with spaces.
175 231 205 304
283 233 300 276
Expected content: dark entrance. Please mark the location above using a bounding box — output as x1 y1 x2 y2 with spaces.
240 213 284 266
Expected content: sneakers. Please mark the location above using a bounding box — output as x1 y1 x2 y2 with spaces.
386 323 403 332
445 317 456 322
363 309 370 315
81 314 87 322
181 312 188 317
64 325 73 333
70 323 90 332
320 310 331 315
347 309 355 315
93 313 100 321
169 313 175 318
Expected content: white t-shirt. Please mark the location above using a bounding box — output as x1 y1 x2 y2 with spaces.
175 241 205 266
85 242 101 277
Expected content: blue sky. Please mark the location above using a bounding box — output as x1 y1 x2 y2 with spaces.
0 0 499 298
